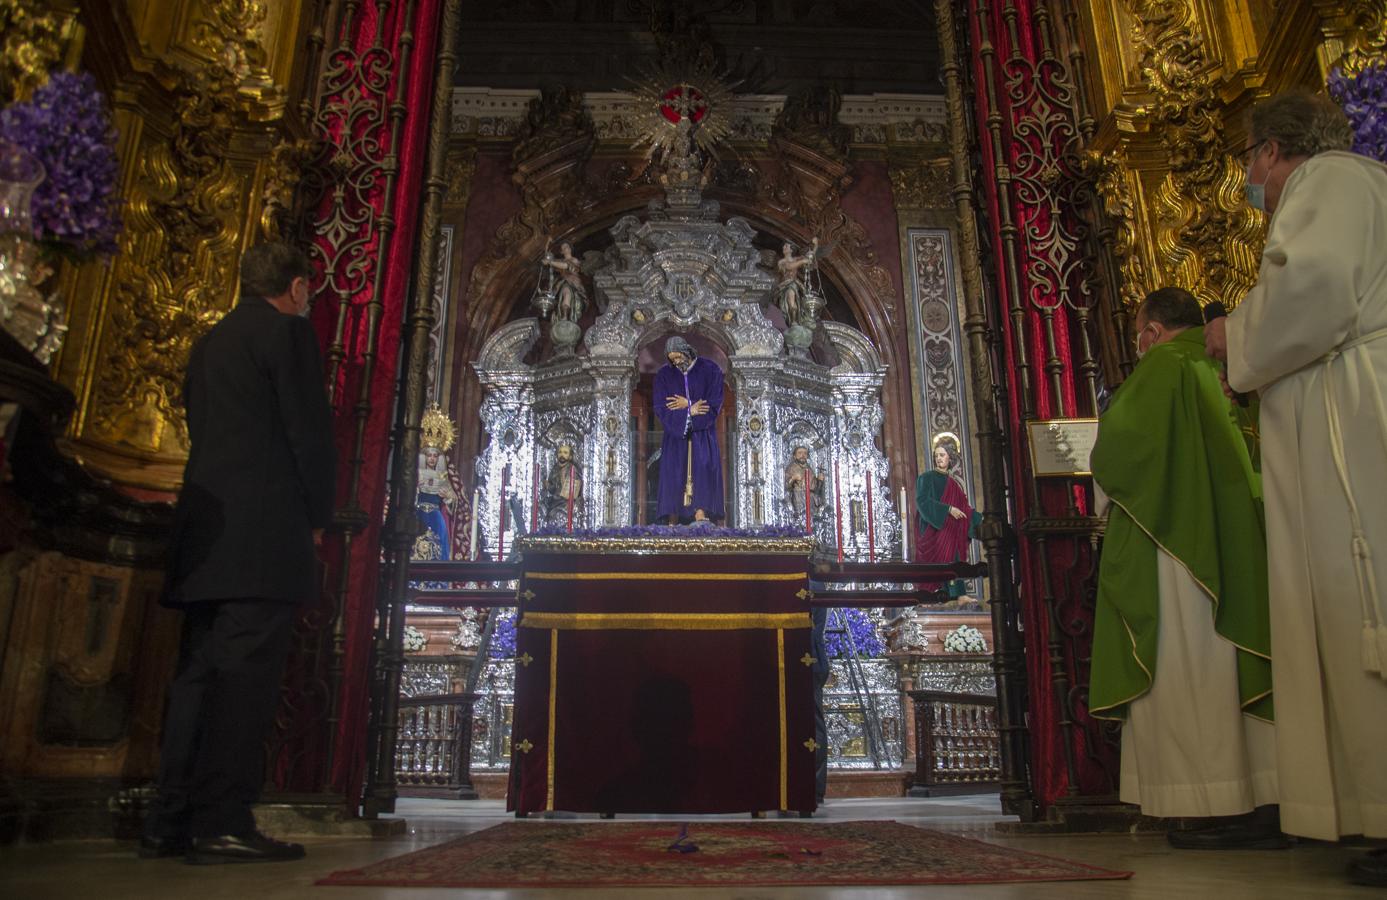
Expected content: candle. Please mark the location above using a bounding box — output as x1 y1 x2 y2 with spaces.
470 488 480 561
834 462 843 564
498 466 509 561
804 466 813 535
566 464 575 533
866 470 875 563
531 461 539 533
900 485 909 561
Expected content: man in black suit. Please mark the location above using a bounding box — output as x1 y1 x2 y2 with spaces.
141 242 335 865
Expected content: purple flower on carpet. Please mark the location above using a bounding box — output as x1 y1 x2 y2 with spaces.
488 609 517 659
823 607 885 658
0 71 122 255
531 524 807 539
1329 63 1387 165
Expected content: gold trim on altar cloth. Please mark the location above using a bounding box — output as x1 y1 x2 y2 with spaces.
546 629 557 812
518 612 813 631
516 536 818 554
777 629 788 810
523 571 808 582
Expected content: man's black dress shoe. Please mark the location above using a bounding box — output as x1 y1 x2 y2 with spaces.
1167 823 1291 850
185 831 306 865
137 835 191 859
1349 848 1387 887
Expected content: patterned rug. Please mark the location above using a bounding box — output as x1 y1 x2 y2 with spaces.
317 820 1132 889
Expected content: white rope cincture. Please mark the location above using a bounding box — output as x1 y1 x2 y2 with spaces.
1318 325 1387 680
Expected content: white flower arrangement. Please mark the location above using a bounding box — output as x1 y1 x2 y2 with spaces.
403 625 428 653
942 624 988 654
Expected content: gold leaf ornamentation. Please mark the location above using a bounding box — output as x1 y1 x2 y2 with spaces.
1128 0 1264 310
90 64 245 455
1083 150 1149 311
0 0 67 102
192 0 269 83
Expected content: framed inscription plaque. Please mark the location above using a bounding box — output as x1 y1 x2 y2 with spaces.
1027 418 1100 477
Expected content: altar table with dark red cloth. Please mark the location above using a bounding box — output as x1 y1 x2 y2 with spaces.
508 537 818 816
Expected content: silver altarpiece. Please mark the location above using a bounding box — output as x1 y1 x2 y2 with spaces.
472 187 900 556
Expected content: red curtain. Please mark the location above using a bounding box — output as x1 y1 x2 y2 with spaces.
966 0 1115 807
281 0 445 804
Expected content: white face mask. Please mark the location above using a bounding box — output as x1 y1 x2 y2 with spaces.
1244 143 1268 211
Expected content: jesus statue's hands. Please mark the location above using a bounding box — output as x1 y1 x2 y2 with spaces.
949 506 966 520
690 399 710 416
666 395 690 410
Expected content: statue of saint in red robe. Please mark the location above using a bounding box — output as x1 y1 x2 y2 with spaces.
914 441 980 596
654 336 724 523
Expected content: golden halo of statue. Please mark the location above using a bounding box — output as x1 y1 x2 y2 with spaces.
931 431 961 452
420 405 457 453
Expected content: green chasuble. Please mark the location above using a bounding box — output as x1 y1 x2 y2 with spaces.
1089 327 1273 722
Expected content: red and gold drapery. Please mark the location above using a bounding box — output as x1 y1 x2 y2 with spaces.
275 0 446 804
965 0 1116 807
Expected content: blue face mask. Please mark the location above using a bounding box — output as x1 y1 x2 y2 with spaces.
1244 144 1267 211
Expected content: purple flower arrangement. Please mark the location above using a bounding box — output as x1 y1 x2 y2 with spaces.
0 71 121 255
1329 63 1387 165
488 609 517 659
531 524 809 539
823 607 885 658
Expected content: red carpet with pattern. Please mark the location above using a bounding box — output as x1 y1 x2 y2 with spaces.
317 820 1133 888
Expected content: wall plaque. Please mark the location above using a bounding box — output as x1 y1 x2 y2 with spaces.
1026 418 1099 477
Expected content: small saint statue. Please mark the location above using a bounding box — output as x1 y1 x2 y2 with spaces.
543 442 584 527
784 445 826 523
541 241 588 323
775 238 819 326
915 435 982 600
414 443 458 561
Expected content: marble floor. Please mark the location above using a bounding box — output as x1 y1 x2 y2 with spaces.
0 796 1379 899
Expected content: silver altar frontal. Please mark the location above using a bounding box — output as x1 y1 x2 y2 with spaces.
472 173 900 559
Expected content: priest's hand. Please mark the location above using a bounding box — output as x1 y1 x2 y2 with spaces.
666 394 690 410
1204 315 1228 362
1218 368 1237 402
949 507 965 520
690 399 710 415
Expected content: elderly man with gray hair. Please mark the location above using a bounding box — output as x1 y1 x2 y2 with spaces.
1205 90 1387 886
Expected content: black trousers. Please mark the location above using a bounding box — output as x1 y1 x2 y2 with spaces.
145 599 296 840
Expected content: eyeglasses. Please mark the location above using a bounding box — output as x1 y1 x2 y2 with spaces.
1237 140 1266 166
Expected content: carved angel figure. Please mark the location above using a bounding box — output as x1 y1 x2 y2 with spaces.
775 237 819 326
542 241 589 323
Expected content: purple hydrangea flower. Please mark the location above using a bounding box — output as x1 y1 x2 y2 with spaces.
0 71 121 255
488 609 517 659
823 607 885 659
1329 63 1387 165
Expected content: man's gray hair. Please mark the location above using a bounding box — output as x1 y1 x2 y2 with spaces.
1250 91 1354 159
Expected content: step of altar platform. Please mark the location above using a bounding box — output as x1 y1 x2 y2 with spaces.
441 769 920 802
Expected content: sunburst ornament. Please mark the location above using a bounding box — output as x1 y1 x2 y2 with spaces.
626 60 735 159
420 404 457 453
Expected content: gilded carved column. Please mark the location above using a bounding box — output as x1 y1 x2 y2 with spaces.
43 0 312 491
1075 0 1385 325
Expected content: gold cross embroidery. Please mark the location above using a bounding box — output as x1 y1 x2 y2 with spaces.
803 739 819 752
796 588 814 600
521 590 535 601
800 653 817 667
515 739 533 753
517 653 534 667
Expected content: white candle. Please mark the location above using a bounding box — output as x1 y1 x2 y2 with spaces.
470 488 480 561
900 485 909 561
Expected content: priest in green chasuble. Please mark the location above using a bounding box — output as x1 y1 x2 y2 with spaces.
1089 287 1279 841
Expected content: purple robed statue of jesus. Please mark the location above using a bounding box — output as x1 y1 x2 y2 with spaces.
654 336 724 523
